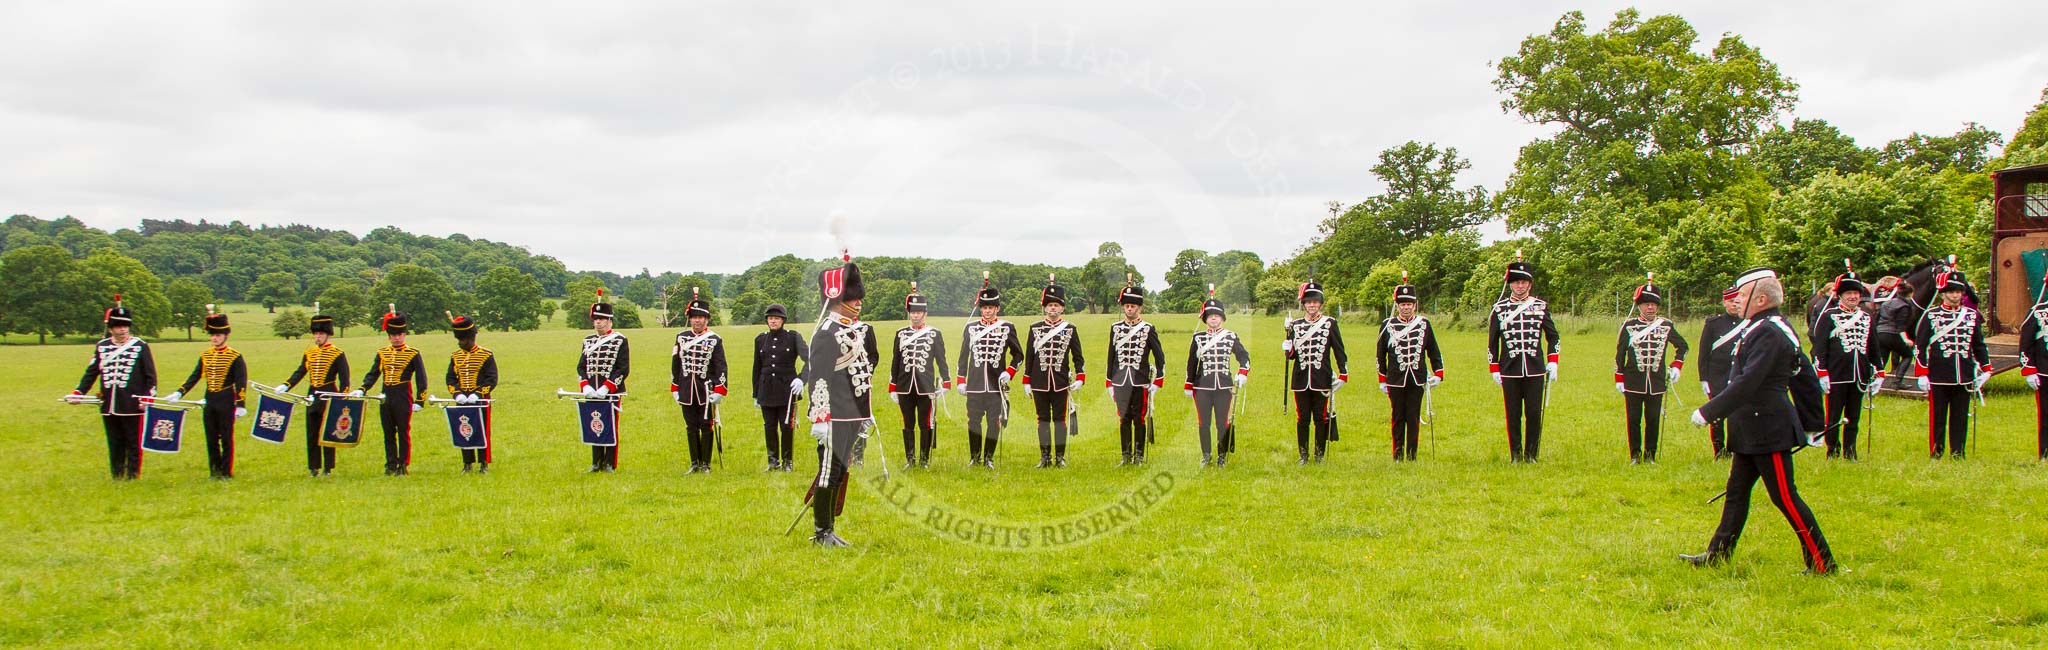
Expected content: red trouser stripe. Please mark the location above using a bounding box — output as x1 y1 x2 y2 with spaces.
1771 453 1826 570
1928 391 1938 455
134 416 146 476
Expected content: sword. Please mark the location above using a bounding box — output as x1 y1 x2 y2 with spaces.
1066 385 1080 438
713 401 725 469
1425 383 1436 457
783 489 815 536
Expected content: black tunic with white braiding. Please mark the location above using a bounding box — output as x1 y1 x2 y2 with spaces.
1024 318 1085 391
1612 317 1689 394
890 325 950 395
1913 305 1990 386
76 337 157 416
1375 316 1442 388
669 329 727 405
807 315 879 423
1105 319 1165 387
577 332 631 393
1184 329 1250 390
1488 296 1561 378
1811 307 1880 386
2019 302 2048 380
1284 315 1348 391
957 319 1022 393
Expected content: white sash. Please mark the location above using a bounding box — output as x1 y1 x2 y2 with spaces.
1627 318 1667 346
1034 320 1073 354
1386 317 1426 341
1712 319 1751 350
1198 329 1237 355
1930 308 1973 342
584 331 623 354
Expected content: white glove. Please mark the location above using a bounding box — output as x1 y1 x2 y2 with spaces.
1820 378 1831 394
2029 375 2041 391
1690 410 1707 427
1378 383 1389 395
1332 377 1347 390
1492 372 1502 386
1183 389 1195 399
888 393 899 404
1426 375 1441 388
1700 381 1711 398
955 383 968 395
454 394 469 405
166 391 185 402
1916 376 1930 392
1069 380 1083 392
1867 378 1884 395
1615 382 1626 393
810 422 830 442
411 404 422 413
595 385 610 397
276 383 292 393
1281 340 1294 353
1973 374 1990 391
1665 367 1680 383
1546 361 1558 381
234 407 247 419
1002 369 1016 384
1147 383 1159 394
708 392 724 405
348 389 364 398
582 386 599 398
1106 387 1115 400
1232 373 1247 388
790 378 804 395
753 399 761 407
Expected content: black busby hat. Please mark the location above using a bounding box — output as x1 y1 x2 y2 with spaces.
1041 274 1067 307
1200 284 1226 321
1297 279 1325 305
1935 269 1973 295
1505 249 1535 283
1833 260 1866 297
684 287 712 319
203 304 231 334
819 253 864 304
103 293 134 328
1392 271 1418 304
905 282 929 313
1634 272 1663 306
378 304 407 334
308 301 335 335
448 311 477 339
589 289 614 321
1118 274 1145 306
975 271 1002 307
763 303 788 319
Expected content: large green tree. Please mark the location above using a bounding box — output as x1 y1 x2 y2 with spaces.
1878 123 2003 174
1761 167 1975 289
249 271 300 313
164 277 213 340
315 280 370 337
474 266 544 331
0 245 97 343
371 264 460 333
1752 118 1875 191
1157 249 1209 313
81 249 171 337
1078 242 1143 313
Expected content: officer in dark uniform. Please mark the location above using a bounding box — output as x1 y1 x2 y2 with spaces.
804 254 878 547
1185 289 1250 467
578 291 630 472
1684 268 1836 575
1487 252 1561 462
69 293 157 480
1283 278 1348 464
1697 287 1743 459
1104 276 1164 466
955 273 1024 468
1613 276 1688 463
1810 270 1883 460
1376 279 1442 462
753 303 807 472
1023 275 1085 468
889 283 950 469
1913 270 1990 459
172 306 248 480
360 307 427 476
2019 270 2048 460
277 305 350 476
445 313 497 473
670 288 728 474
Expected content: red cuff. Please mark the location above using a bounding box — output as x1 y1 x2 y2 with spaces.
1104 380 1112 388
1914 364 1928 377
1670 360 1684 370
1151 378 1164 387
579 380 590 390
888 383 898 393
956 376 966 386
713 385 727 396
2023 367 2038 377
1338 373 1348 382
1614 373 1624 383
602 381 617 392
1816 370 1829 379
1182 382 1194 391
669 383 679 392
1237 368 1249 376
1021 375 1031 385
1488 363 1500 373
1546 354 1559 364
1433 369 1445 379
1982 364 1995 373
1075 373 1086 383
1377 374 1387 384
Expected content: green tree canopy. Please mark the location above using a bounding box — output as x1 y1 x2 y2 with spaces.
475 266 544 331
371 264 460 333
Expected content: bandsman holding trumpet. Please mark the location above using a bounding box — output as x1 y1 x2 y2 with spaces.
171 305 247 480
361 307 428 476
445 313 497 473
68 293 158 480
277 305 350 476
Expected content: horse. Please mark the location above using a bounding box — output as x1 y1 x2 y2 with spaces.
1802 257 1954 333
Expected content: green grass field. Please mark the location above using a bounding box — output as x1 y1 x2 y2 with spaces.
4 313 2045 647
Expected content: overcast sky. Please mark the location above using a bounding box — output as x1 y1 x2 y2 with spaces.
4 1 2043 278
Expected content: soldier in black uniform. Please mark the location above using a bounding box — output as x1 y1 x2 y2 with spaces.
804 254 878 547
1913 270 1990 459
753 303 807 472
445 313 497 473
670 288 728 474
1105 277 1165 466
360 307 427 476
1487 253 1561 462
171 306 248 479
276 305 350 476
1697 287 1743 459
2020 273 2048 460
1376 279 1442 462
1683 267 1836 575
1283 278 1348 464
955 273 1023 468
69 294 157 480
889 283 950 469
579 291 630 472
1613 277 1688 464
1809 270 1883 460
1185 290 1250 467
1024 276 1085 468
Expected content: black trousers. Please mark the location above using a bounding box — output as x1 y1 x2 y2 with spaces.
101 414 143 479
1293 389 1331 457
459 406 493 466
1113 386 1151 458
201 402 236 478
1624 392 1664 461
1824 384 1864 458
2037 388 2048 459
812 420 862 532
1502 376 1546 461
898 393 935 462
1388 385 1424 460
1927 384 1971 458
762 402 795 463
378 394 413 471
1032 390 1071 456
965 392 1006 460
680 402 716 466
1706 450 1835 572
305 399 337 472
1193 389 1233 457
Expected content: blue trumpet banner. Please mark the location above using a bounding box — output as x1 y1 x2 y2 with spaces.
445 405 490 450
141 404 185 454
579 399 617 447
249 393 295 444
320 397 367 448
